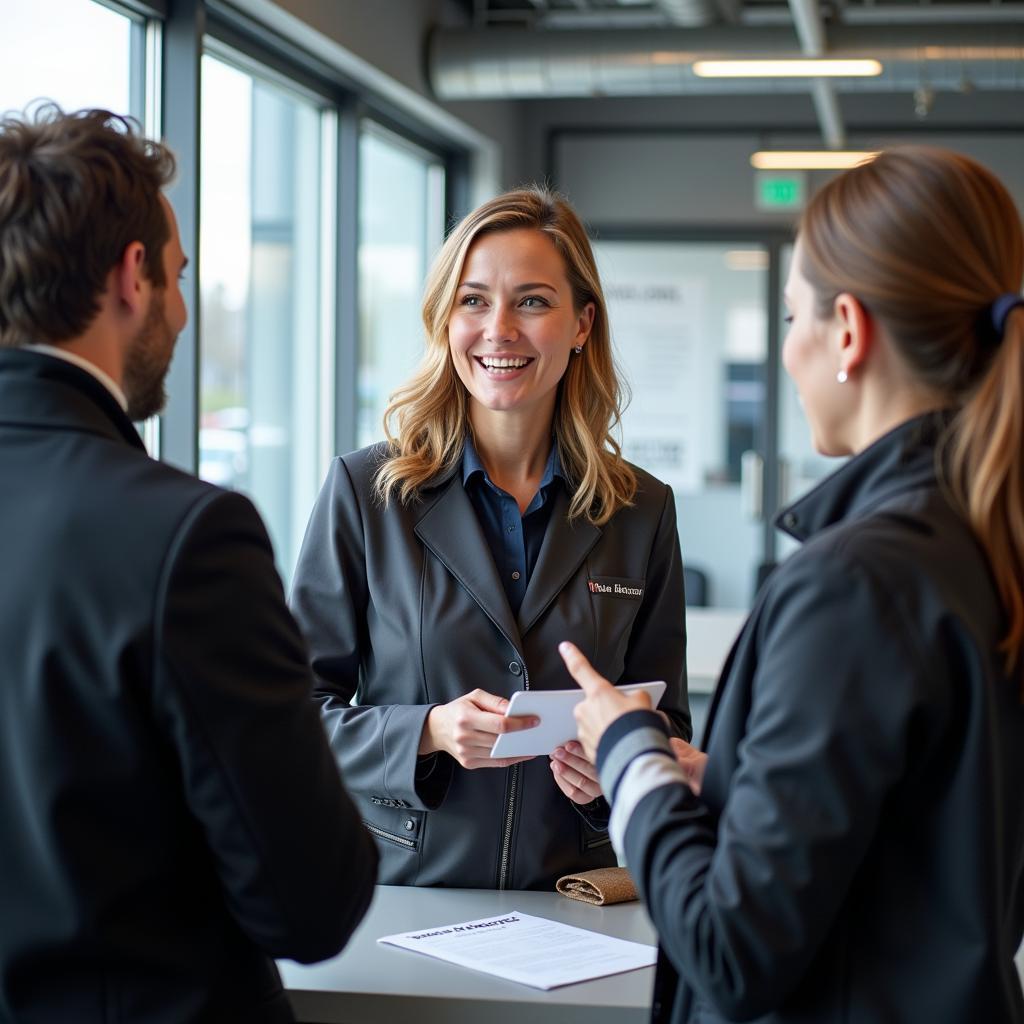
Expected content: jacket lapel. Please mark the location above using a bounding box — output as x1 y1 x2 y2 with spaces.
414 475 524 653
518 487 602 637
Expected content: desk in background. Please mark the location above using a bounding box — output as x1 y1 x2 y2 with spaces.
685 606 745 695
280 885 657 1024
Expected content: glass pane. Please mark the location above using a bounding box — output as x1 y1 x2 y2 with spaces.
357 124 445 448
596 241 769 610
199 53 330 583
0 0 133 117
775 242 845 560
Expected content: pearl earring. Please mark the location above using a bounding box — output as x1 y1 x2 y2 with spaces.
836 369 848 384
574 345 583 354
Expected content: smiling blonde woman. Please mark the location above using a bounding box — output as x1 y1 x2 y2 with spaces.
290 186 692 890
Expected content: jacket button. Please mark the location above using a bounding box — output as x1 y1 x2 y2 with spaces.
509 661 522 676
782 511 798 529
404 819 416 831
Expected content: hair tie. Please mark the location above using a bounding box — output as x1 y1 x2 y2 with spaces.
990 293 1024 341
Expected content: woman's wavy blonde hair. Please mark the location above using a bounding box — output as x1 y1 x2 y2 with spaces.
799 146 1024 673
373 186 636 525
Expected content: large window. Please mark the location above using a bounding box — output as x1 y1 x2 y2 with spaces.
0 0 137 117
198 50 335 581
357 122 445 448
1 1 465 580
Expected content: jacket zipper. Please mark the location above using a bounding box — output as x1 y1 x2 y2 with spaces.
363 820 416 849
424 546 532 889
498 661 529 889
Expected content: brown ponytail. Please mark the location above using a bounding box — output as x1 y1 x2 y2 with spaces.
947 308 1024 670
798 146 1024 673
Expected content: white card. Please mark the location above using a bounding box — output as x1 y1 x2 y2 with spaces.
489 681 666 758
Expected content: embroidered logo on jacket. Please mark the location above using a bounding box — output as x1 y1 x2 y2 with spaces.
588 579 644 600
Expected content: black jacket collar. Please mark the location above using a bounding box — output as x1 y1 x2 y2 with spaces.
0 348 145 451
776 411 951 544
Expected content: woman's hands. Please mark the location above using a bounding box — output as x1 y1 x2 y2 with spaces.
669 737 707 795
558 642 653 763
550 741 602 803
559 642 708 796
419 689 538 769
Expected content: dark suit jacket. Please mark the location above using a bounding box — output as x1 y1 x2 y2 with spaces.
0 350 377 1024
621 414 1024 1023
289 441 691 890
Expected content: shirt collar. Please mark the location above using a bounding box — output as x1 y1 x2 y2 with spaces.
23 343 129 414
461 433 564 491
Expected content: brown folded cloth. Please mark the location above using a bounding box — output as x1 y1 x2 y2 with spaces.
555 866 638 905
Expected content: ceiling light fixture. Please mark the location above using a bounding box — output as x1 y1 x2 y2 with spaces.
750 150 880 170
693 58 883 78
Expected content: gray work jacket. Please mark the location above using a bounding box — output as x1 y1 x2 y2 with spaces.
290 442 691 890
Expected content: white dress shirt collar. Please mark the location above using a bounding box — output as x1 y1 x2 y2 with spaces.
23 343 129 414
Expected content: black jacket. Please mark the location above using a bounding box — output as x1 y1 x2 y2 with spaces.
623 414 1024 1023
0 351 378 1023
289 442 690 890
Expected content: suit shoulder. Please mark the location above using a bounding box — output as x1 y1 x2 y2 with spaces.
337 442 391 492
622 460 674 516
87 448 267 564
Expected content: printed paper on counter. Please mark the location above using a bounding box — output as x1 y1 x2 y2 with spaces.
377 910 657 990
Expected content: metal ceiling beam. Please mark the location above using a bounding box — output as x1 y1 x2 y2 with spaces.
787 0 845 148
655 0 723 26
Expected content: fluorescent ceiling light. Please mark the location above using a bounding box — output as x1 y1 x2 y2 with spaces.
693 58 883 78
751 150 879 170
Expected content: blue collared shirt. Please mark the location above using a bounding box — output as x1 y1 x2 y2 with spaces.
462 435 563 617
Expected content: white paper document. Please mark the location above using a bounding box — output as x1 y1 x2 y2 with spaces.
490 680 667 757
377 910 657 989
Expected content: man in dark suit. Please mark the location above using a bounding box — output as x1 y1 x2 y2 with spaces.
0 105 377 1023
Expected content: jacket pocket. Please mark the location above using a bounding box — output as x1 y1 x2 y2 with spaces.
586 574 648 679
362 803 423 851
580 817 614 853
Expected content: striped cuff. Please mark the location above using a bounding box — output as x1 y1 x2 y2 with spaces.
609 753 688 856
596 709 674 804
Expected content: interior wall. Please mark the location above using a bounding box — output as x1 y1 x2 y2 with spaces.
552 130 1024 228
522 90 1024 224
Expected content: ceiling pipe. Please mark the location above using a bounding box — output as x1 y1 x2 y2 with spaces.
429 24 1024 99
655 0 722 26
787 0 845 148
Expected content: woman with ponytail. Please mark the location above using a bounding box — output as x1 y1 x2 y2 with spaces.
558 147 1024 1023
290 187 691 889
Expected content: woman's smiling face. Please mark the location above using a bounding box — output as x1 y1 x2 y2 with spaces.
447 227 594 424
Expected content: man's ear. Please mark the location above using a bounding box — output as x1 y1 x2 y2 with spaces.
833 292 874 378
115 242 149 318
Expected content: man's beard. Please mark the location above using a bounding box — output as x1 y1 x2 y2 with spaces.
123 288 176 422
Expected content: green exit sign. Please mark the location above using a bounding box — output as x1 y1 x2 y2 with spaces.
756 172 806 211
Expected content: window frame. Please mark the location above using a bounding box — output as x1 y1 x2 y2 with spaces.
153 0 470 472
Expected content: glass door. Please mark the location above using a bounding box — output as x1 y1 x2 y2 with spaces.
595 240 769 611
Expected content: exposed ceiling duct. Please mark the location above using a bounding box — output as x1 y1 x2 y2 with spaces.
429 24 1024 98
